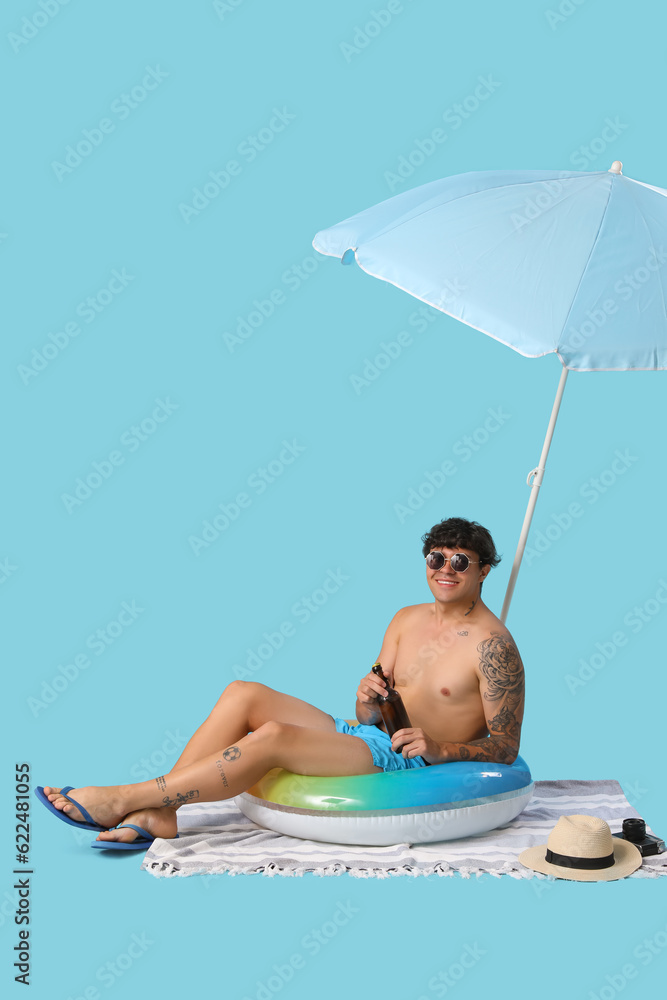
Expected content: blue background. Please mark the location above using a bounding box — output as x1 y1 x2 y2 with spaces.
4 0 666 997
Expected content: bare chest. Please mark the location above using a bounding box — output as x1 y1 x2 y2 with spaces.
393 627 480 702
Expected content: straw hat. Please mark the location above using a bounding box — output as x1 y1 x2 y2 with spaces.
518 814 642 881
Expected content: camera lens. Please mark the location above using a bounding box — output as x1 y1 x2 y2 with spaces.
622 818 646 842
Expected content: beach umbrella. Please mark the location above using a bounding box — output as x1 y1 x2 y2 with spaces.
312 161 667 621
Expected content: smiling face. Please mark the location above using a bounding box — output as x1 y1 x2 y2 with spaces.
425 545 491 607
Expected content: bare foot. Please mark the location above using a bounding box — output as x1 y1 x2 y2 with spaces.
42 786 126 830
95 807 178 845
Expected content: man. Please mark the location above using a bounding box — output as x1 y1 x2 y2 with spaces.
40 516 525 847
355 515 525 766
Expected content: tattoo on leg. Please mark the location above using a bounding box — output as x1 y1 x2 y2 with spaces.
222 746 242 762
215 759 229 788
161 789 200 808
156 775 167 792
464 599 477 617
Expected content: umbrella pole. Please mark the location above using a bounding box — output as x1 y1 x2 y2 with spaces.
500 365 569 624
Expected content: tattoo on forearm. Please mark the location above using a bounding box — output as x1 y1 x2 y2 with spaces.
464 599 477 617
215 759 229 788
453 738 517 764
156 775 167 792
161 789 200 808
222 746 241 761
457 630 468 636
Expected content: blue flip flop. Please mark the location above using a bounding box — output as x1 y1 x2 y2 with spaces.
35 786 109 832
91 823 180 851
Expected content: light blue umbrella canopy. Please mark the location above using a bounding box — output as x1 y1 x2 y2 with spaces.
313 163 667 371
312 162 667 620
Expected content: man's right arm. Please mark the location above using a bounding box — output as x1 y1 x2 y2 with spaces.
355 609 405 725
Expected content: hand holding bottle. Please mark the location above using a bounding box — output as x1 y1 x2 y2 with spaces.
355 663 391 726
356 666 389 705
371 662 412 739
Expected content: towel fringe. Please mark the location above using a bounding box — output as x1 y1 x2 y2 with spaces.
142 859 575 880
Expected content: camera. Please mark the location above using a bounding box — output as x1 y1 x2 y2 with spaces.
613 818 665 857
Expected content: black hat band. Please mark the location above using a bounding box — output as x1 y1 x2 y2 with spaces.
545 848 615 870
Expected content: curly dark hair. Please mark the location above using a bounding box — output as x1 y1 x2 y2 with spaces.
421 516 501 591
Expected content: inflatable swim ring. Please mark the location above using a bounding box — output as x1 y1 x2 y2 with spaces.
237 754 533 846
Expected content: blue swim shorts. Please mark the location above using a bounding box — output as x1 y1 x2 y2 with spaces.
332 717 428 772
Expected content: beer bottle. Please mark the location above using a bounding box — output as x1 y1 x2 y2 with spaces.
371 662 411 739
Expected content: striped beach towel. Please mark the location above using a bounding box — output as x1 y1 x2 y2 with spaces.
140 779 667 880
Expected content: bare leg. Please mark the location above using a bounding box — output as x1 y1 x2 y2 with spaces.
118 681 342 840
48 721 380 843
168 681 338 772
43 681 344 841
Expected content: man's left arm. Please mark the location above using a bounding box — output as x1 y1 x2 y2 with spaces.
440 631 525 764
392 631 525 765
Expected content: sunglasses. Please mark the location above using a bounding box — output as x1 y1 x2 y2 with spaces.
425 551 481 573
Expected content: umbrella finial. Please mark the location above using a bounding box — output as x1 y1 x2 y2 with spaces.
609 160 623 174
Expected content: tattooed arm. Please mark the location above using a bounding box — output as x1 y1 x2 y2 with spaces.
438 630 525 765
